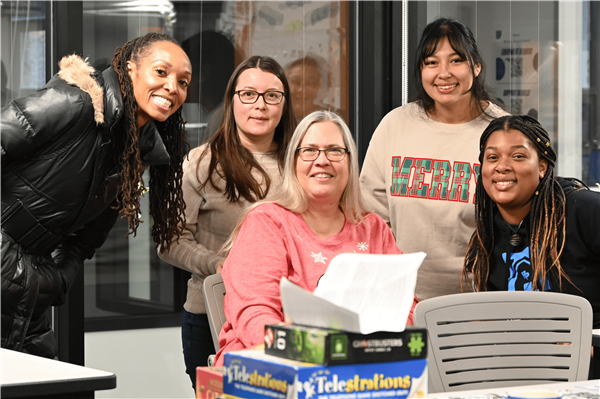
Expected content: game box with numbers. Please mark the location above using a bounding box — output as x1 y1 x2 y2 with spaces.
263 324 427 365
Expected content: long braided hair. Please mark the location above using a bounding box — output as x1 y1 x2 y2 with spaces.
110 33 187 252
463 114 574 292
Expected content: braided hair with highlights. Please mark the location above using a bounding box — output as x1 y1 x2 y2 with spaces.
110 33 187 252
463 114 576 292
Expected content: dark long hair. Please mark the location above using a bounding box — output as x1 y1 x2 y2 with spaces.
463 114 575 292
201 55 296 202
110 32 187 252
413 17 493 117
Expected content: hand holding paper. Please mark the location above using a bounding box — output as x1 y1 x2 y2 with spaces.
280 252 426 334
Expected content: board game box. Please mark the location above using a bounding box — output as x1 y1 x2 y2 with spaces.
264 324 427 365
196 366 224 399
223 346 427 399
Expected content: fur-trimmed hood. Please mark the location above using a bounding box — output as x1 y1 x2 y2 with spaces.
55 54 168 167
58 55 104 124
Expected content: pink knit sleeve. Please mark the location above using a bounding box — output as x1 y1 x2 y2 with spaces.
219 207 291 354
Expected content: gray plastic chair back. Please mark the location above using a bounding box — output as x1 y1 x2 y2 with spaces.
202 273 227 352
413 291 592 393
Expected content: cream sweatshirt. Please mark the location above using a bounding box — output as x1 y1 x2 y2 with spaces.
360 102 507 300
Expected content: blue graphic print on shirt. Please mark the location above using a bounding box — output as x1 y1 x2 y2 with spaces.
502 247 551 291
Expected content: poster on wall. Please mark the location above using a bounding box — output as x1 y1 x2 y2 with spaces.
223 1 348 122
493 31 540 118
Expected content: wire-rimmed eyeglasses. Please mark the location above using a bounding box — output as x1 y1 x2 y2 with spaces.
234 90 285 105
296 147 349 162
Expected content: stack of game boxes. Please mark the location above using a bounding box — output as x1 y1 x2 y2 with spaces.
218 324 428 399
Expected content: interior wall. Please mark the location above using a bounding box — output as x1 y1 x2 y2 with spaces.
85 328 193 399
423 2 557 124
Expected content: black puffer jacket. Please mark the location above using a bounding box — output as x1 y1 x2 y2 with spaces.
1 55 170 357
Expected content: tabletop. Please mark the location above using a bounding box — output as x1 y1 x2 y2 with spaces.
428 379 599 399
1 348 116 398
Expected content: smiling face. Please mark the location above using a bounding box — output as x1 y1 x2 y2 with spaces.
481 129 548 223
295 121 349 207
128 41 191 128
233 68 285 151
421 37 480 114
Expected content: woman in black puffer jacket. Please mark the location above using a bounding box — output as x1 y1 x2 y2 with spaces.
1 33 191 358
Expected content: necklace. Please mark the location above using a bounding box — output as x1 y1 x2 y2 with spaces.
507 220 524 247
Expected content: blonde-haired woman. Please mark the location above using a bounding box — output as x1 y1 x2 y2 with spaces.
213 110 416 366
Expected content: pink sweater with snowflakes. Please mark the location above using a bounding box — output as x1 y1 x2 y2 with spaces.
214 203 411 366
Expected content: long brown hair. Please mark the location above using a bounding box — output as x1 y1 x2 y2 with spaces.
200 55 296 203
110 32 187 252
463 115 574 292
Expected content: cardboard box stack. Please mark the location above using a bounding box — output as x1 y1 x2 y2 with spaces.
196 366 224 399
207 253 429 399
221 325 428 399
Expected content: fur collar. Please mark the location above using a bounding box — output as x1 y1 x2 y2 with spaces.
58 55 104 125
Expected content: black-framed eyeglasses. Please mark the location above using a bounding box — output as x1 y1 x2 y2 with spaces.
296 147 349 162
234 90 285 105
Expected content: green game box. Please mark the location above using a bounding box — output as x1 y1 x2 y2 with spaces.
263 324 427 365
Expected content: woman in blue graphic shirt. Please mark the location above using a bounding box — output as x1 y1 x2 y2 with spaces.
463 114 600 328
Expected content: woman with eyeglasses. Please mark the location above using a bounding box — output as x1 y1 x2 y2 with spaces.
212 110 416 366
158 55 296 390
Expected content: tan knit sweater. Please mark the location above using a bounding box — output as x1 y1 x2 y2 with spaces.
158 143 282 314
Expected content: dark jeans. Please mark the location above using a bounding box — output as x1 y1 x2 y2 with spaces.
181 309 215 390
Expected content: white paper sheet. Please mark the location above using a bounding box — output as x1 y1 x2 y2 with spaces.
280 252 426 334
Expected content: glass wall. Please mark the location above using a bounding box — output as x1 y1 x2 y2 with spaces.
77 1 350 331
582 1 600 187
80 0 184 329
1 1 47 107
417 1 599 188
1 0 597 337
